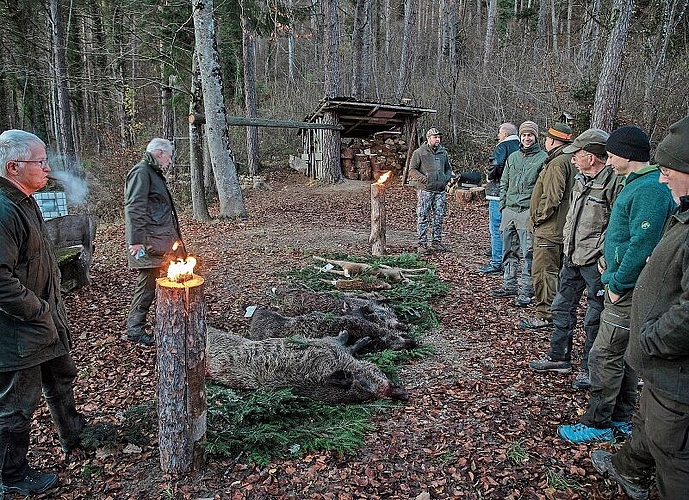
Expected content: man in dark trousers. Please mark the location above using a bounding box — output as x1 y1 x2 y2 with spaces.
558 125 675 444
407 127 453 254
592 115 689 500
0 129 85 495
529 129 623 390
124 138 185 345
479 123 520 274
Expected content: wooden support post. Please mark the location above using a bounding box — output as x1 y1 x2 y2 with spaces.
370 182 387 256
155 275 207 474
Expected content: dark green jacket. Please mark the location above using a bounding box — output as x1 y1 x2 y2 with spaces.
0 177 69 371
627 201 689 404
407 143 453 192
124 153 184 269
499 143 547 212
602 167 676 295
563 166 623 266
528 144 575 243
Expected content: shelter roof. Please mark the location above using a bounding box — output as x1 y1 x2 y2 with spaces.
304 97 436 138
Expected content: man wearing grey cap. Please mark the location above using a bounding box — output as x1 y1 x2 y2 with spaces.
591 115 689 500
529 129 623 392
407 127 454 253
558 125 675 444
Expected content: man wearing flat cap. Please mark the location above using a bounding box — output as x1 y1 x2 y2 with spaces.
408 127 454 253
520 122 576 325
591 115 689 500
530 129 623 392
491 120 547 304
559 125 675 445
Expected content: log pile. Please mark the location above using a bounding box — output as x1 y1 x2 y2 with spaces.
341 132 408 181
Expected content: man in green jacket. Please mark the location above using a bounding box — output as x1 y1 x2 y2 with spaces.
520 122 575 327
0 130 85 495
591 115 689 500
124 138 185 345
559 126 676 445
407 128 454 254
491 121 547 304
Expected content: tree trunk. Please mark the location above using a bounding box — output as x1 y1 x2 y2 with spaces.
189 52 211 221
396 0 417 101
155 276 207 474
323 0 340 98
50 0 77 170
351 0 367 99
579 0 602 76
483 0 498 70
242 11 260 175
192 0 247 219
591 0 634 130
321 110 342 183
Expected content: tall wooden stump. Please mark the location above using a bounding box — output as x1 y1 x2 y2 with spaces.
155 275 207 473
370 182 387 256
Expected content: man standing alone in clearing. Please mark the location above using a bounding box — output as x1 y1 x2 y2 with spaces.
407 127 454 254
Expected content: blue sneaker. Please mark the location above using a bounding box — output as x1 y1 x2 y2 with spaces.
611 421 632 439
558 423 614 443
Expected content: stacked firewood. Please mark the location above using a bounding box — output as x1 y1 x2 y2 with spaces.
341 131 409 181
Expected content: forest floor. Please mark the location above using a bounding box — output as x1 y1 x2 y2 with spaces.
21 165 641 499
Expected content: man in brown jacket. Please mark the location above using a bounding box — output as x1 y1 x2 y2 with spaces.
520 123 575 323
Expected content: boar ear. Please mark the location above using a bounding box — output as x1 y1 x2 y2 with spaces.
325 370 353 388
334 330 350 345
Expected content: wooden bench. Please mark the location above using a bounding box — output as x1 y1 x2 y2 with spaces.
45 214 98 292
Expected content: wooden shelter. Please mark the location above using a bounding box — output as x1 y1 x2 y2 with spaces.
297 98 436 181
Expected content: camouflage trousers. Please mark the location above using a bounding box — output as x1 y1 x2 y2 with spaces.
416 189 447 245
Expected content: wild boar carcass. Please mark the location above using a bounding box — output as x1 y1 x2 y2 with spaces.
272 287 409 332
207 327 407 403
248 308 416 351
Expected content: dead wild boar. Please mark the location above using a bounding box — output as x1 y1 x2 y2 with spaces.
248 307 416 351
206 327 408 403
272 287 409 332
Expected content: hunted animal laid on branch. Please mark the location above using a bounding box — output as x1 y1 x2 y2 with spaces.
248 308 416 351
206 327 408 403
272 286 408 332
313 256 429 283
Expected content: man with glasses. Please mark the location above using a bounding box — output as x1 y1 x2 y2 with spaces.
591 114 689 500
558 125 675 444
529 129 622 390
0 129 85 495
124 138 186 345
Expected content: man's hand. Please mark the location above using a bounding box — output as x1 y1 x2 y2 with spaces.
129 244 144 255
608 289 621 304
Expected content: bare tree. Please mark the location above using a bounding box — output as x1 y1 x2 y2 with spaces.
396 0 417 101
351 0 372 99
192 0 247 219
321 0 342 184
591 0 634 130
49 0 77 169
189 52 211 221
483 0 498 70
242 9 260 175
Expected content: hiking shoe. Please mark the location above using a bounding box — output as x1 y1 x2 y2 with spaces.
611 421 633 439
126 333 155 346
478 263 502 275
432 241 448 252
572 369 591 390
558 423 614 443
591 450 650 500
2 468 58 495
514 294 533 307
519 316 552 329
529 357 572 374
491 287 518 298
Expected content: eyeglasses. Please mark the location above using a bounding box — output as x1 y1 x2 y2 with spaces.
659 166 671 176
15 159 49 168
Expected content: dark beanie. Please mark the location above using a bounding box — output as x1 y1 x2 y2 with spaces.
606 126 650 162
655 115 689 174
